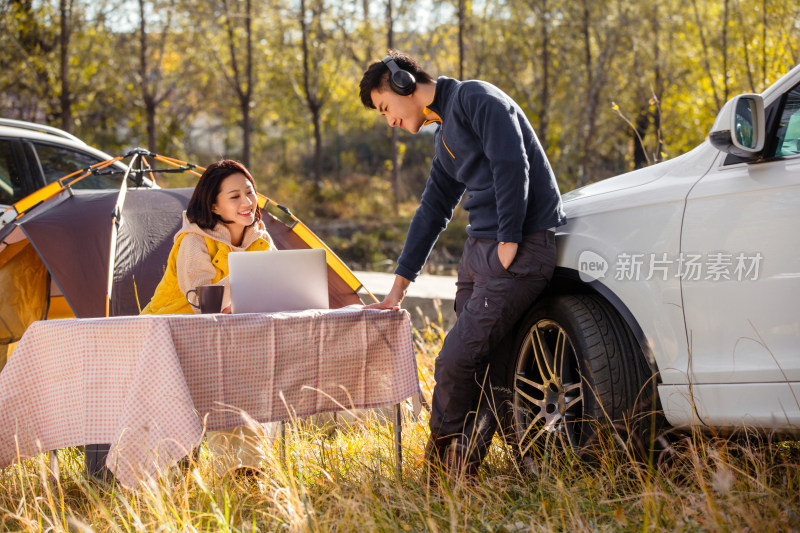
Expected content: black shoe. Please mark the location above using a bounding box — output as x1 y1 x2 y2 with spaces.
444 446 480 484
423 433 450 468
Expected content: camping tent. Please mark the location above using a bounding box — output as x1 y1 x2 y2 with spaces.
0 185 371 360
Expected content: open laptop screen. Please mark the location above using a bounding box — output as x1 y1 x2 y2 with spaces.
228 249 329 313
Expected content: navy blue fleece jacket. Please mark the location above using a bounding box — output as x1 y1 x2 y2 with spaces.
395 77 566 282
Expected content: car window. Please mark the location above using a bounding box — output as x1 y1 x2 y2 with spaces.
0 139 25 204
32 142 124 189
771 84 800 158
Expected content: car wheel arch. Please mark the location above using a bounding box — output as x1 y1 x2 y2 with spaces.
537 266 659 379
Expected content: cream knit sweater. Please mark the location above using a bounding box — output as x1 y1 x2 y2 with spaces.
176 212 275 312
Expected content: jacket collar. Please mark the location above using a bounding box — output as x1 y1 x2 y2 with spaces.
175 211 272 251
423 76 458 125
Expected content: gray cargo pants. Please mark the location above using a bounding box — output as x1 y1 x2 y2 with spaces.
429 229 556 463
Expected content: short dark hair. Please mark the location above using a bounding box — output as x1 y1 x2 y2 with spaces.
186 159 262 230
359 50 435 109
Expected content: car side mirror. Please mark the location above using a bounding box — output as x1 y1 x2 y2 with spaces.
709 94 765 157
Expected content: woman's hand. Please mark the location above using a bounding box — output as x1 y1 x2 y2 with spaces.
222 305 232 314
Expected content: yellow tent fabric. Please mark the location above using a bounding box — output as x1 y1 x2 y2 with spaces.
0 241 49 357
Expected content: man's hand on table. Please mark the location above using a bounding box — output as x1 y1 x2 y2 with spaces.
222 305 232 314
365 274 411 310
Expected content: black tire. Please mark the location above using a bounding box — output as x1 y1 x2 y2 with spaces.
499 293 661 465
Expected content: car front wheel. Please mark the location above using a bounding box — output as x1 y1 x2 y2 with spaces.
502 293 660 464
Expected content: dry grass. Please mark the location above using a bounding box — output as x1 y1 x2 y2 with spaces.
1 320 799 532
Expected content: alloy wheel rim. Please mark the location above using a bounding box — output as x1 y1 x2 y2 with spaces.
513 319 583 457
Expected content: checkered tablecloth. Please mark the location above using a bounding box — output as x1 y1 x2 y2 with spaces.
0 306 417 487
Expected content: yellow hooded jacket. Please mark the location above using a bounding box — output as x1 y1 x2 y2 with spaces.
141 213 273 315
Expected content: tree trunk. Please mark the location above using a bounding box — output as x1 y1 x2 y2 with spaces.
633 109 649 169
577 0 592 186
222 0 254 167
241 100 251 169
690 0 721 110
629 2 649 170
738 3 756 93
146 99 156 152
539 0 549 152
761 0 767 87
387 0 400 209
363 0 371 63
59 0 72 133
138 0 156 152
722 0 729 102
313 107 322 189
299 0 322 194
652 1 663 163
243 0 253 168
458 0 465 80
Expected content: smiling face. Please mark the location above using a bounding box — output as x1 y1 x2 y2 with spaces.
211 172 257 231
370 88 428 134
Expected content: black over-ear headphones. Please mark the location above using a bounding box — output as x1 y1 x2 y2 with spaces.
382 56 416 96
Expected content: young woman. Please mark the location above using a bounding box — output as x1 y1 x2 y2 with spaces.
142 159 276 475
142 159 274 315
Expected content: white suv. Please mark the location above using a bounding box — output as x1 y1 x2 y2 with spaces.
506 64 800 456
0 119 153 212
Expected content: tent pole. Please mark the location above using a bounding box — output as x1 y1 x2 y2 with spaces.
105 154 139 317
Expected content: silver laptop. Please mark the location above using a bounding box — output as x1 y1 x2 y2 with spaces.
228 249 329 313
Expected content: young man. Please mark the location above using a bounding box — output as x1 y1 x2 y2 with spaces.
360 51 566 475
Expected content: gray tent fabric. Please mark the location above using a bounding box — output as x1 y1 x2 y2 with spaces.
109 189 194 316
15 188 193 318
